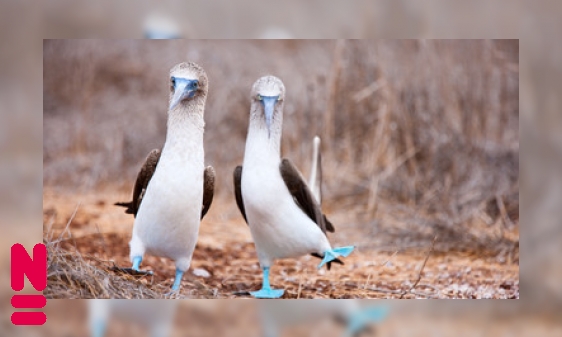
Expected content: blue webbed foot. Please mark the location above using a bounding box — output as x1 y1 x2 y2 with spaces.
318 246 355 269
164 269 184 296
249 266 284 298
250 288 285 298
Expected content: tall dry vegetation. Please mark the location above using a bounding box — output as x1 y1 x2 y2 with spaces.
43 40 518 248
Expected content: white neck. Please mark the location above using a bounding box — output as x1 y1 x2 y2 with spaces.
162 104 205 159
244 104 283 165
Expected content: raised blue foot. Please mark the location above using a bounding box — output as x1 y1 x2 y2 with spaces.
318 246 355 269
250 267 284 298
343 306 389 337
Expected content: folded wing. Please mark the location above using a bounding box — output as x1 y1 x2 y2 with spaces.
116 149 215 219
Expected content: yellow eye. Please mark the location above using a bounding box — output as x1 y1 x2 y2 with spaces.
257 94 263 101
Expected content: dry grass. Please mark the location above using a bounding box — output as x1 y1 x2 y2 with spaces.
46 241 158 299
45 231 166 299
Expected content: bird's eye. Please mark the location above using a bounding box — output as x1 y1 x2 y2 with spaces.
170 77 176 89
257 94 263 101
192 81 199 89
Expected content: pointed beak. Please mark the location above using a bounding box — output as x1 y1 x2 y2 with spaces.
169 79 198 110
261 96 278 138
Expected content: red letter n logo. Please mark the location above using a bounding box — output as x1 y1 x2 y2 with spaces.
11 243 47 326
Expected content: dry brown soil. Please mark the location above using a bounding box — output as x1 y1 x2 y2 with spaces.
43 187 519 299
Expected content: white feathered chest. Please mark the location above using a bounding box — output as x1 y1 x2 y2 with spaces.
133 116 204 259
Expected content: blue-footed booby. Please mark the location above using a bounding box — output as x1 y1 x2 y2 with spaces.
115 62 214 293
233 76 354 298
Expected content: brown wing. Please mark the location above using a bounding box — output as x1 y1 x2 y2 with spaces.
280 159 340 269
233 165 248 223
115 149 161 217
279 159 335 233
201 166 215 219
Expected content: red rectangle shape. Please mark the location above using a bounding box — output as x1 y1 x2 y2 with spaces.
11 294 46 308
11 312 47 326
11 243 47 291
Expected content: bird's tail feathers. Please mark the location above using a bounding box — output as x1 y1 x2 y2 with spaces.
309 135 322 204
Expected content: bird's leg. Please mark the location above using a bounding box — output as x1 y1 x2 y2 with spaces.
164 269 184 296
342 306 389 337
250 267 284 298
171 269 184 291
318 246 355 269
132 256 142 271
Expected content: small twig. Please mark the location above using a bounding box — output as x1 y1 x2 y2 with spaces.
478 211 494 226
381 148 419 180
53 202 81 244
352 79 386 103
380 250 399 267
399 235 437 299
366 147 418 216
325 39 345 143
496 194 514 230
94 223 109 260
297 269 305 299
44 211 57 242
365 286 435 299
361 273 372 297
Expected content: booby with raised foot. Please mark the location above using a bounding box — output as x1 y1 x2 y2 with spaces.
115 62 214 293
233 76 354 298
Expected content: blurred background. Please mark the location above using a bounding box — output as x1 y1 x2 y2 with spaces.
0 0 560 335
3 299 561 337
43 39 519 234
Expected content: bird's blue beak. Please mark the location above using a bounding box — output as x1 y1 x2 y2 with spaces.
261 95 279 138
169 78 199 110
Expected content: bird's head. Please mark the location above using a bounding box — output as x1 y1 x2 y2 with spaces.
251 76 285 137
169 62 208 111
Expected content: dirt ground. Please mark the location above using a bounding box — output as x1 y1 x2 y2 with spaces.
43 187 519 299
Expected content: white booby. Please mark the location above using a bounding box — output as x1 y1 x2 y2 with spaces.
233 76 354 298
115 62 214 293
89 299 178 337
